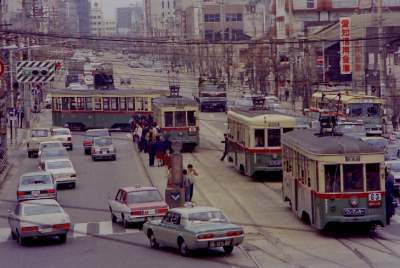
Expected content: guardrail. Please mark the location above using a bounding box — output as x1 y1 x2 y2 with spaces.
0 149 9 174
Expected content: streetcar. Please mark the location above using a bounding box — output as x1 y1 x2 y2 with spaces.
152 87 199 151
307 91 386 136
226 97 297 177
51 89 166 131
282 128 386 230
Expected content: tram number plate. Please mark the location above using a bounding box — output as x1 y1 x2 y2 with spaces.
368 192 382 201
343 208 366 217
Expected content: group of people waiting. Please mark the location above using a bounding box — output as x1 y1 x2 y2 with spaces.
130 115 173 168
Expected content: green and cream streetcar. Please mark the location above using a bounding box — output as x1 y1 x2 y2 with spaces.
282 129 386 230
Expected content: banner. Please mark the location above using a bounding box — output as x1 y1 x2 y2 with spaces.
340 17 352 75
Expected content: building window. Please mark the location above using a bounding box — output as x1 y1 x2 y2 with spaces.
226 13 242 22
204 14 220 23
307 0 315 8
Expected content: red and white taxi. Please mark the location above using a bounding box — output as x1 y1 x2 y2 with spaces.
109 186 168 227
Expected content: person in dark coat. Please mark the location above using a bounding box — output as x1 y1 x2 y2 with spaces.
220 134 229 161
385 171 396 225
149 139 156 167
141 125 149 153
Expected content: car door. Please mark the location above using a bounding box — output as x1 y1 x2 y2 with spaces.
112 190 125 220
159 212 181 248
155 212 172 245
9 204 20 233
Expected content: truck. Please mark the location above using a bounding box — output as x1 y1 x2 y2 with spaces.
194 77 227 112
93 63 114 90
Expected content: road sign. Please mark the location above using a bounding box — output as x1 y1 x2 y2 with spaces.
170 192 180 201
0 59 5 77
16 61 55 83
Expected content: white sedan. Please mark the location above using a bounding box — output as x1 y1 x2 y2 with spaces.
44 159 77 189
8 199 70 245
51 128 73 150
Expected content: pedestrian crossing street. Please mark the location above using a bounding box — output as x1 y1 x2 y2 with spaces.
0 221 141 244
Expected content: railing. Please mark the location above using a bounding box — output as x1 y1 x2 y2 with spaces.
0 149 8 174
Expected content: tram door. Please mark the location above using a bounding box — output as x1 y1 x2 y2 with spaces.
295 180 298 211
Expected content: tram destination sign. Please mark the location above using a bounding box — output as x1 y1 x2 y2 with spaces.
345 155 360 162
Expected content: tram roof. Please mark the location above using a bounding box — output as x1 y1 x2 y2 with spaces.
152 96 198 107
228 109 296 126
49 88 168 97
312 91 384 103
283 129 384 155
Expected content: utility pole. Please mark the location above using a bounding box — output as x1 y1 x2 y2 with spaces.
288 0 295 110
377 0 386 98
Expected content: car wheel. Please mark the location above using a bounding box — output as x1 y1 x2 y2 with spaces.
84 149 90 155
27 152 32 158
179 240 190 257
69 145 73 151
92 156 96 161
149 232 159 249
223 245 234 254
70 182 76 189
59 234 67 244
11 230 17 240
112 155 116 161
17 232 26 246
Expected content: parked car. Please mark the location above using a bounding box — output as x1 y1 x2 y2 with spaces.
38 141 64 157
83 129 110 155
51 128 73 150
143 206 244 256
91 137 116 161
68 82 90 91
39 148 69 170
129 61 141 68
8 199 70 245
17 172 56 202
44 159 77 189
27 128 52 158
109 186 168 227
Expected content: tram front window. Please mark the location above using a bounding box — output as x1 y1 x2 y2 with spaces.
366 163 380 191
254 129 265 147
343 164 364 192
164 112 173 127
188 111 196 126
325 164 341 192
268 129 281 147
175 111 187 127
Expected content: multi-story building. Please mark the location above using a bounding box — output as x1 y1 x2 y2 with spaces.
116 4 144 36
102 19 116 36
144 0 176 37
75 0 90 36
89 1 104 36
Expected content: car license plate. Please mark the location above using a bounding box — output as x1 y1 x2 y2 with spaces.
40 228 53 233
32 190 40 196
343 208 366 217
146 209 156 216
211 240 231 248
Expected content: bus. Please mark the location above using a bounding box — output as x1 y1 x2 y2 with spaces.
308 91 386 135
282 129 386 230
227 108 297 177
51 89 166 131
152 94 199 151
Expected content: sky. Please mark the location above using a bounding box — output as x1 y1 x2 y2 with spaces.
92 0 141 19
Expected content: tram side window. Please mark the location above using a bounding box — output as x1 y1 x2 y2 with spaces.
366 163 380 191
254 129 265 147
76 97 85 110
62 97 69 110
94 97 102 111
188 111 196 126
70 98 77 110
175 111 187 127
54 98 62 110
85 97 93 111
165 112 173 127
325 165 341 192
127 97 135 111
103 97 110 110
110 97 118 111
343 164 364 192
267 129 281 147
120 97 126 110
283 128 293 133
136 97 144 111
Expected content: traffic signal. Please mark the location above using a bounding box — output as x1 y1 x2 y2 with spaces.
22 67 50 77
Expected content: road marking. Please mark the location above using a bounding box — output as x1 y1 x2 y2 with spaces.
0 221 141 244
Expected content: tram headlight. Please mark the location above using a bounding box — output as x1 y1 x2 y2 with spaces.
350 197 359 207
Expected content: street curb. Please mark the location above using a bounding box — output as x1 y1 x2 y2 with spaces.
0 163 13 188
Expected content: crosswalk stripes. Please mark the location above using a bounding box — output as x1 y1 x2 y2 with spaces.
0 221 141 243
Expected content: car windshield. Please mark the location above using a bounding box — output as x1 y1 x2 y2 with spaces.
47 161 72 170
53 129 70 135
188 211 228 224
94 138 112 146
127 190 162 204
42 149 68 158
32 130 49 137
23 204 63 216
21 175 51 185
388 162 400 171
86 130 109 137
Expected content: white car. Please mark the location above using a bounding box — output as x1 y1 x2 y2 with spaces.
386 160 400 194
84 75 94 86
68 83 89 91
38 141 64 157
8 199 70 245
51 128 73 150
44 159 77 189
